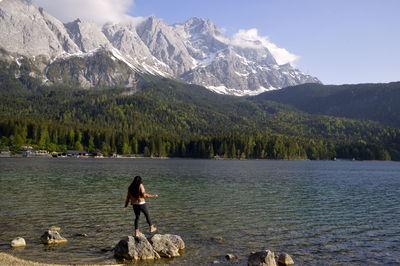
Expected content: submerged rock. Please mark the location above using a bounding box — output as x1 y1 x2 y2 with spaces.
226 253 238 260
48 226 61 232
248 250 277 266
278 253 294 265
10 237 26 248
114 235 160 261
75 233 88 237
40 230 68 245
149 234 180 258
211 236 224 243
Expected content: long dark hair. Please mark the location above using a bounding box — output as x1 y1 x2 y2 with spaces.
129 176 142 197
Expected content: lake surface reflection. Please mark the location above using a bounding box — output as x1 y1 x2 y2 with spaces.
0 158 399 265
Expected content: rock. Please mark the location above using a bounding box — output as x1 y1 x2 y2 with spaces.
75 233 88 237
226 253 238 260
149 234 180 258
248 250 277 266
48 226 61 232
40 230 68 245
10 237 26 248
211 236 224 243
278 253 294 266
163 234 185 250
114 235 160 261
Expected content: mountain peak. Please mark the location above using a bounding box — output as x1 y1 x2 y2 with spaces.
185 17 212 26
1 0 32 5
142 15 166 27
0 2 320 95
65 19 111 53
183 17 223 37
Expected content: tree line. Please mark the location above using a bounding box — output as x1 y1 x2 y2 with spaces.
1 118 399 160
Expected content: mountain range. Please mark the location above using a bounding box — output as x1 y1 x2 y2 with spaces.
0 0 320 96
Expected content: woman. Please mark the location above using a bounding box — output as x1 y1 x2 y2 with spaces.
124 176 158 236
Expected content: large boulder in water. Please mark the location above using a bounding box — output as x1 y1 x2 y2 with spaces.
149 234 180 258
40 230 67 245
248 250 277 266
114 235 160 261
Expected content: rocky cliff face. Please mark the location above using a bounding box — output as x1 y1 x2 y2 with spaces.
64 19 111 53
0 0 67 57
46 49 136 88
0 0 320 94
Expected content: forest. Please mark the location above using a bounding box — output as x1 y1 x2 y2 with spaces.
1 63 400 160
254 82 400 127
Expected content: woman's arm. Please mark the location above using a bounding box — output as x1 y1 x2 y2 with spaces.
124 190 130 207
141 184 158 198
145 193 159 198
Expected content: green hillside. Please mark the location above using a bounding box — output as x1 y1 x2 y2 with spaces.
252 82 400 127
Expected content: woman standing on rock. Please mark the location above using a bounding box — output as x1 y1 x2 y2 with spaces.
125 176 158 236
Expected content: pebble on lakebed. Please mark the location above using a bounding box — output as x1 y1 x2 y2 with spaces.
10 237 26 248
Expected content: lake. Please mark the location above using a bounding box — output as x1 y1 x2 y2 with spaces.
0 158 399 265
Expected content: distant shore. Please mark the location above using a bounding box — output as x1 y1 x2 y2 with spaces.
0 155 393 162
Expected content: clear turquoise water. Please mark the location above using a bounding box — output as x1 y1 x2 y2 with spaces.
0 158 399 265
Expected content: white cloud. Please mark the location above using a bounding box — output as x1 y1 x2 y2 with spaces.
32 0 135 25
218 28 299 66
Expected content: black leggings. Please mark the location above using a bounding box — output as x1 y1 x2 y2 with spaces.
133 204 152 230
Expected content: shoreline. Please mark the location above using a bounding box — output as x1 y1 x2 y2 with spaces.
0 252 63 266
0 156 397 163
0 252 120 266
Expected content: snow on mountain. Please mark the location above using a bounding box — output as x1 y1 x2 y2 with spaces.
0 0 320 95
136 16 195 76
102 21 172 76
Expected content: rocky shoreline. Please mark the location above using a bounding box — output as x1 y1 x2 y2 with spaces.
1 250 294 266
5 227 294 265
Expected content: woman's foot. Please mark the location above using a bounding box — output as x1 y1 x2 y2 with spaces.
149 225 157 233
134 229 141 237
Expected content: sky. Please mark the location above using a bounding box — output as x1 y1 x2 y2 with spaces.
33 0 400 85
